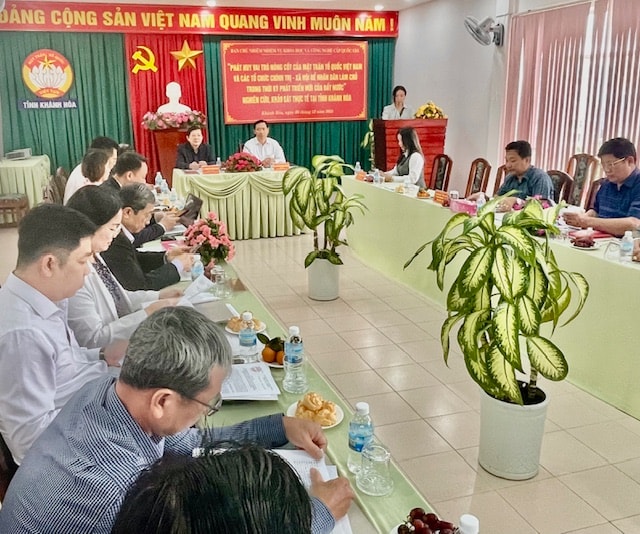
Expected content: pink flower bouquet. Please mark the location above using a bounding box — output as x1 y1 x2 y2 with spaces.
224 152 262 173
141 110 206 131
183 212 235 266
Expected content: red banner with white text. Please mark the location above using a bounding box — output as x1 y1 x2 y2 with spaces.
0 3 398 37
222 41 368 124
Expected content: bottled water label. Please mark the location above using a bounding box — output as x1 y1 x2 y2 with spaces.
284 341 303 364
191 261 204 280
239 328 256 348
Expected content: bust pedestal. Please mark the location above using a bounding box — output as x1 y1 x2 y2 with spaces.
153 128 185 187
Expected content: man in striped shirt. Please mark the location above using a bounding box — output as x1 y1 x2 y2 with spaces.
0 307 353 533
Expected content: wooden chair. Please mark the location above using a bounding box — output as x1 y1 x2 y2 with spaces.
0 433 18 502
43 167 68 205
464 158 492 197
492 165 507 196
565 153 599 207
585 178 604 211
429 153 452 191
0 193 29 228
546 170 574 203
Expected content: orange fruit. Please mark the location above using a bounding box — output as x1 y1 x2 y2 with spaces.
262 346 276 363
276 350 285 365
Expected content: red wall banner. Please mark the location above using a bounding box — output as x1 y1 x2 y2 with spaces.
222 41 368 124
0 3 398 37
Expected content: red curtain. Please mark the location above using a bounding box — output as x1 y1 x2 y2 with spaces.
125 34 207 181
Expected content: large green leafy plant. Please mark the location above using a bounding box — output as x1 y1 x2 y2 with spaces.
283 155 367 267
405 196 589 404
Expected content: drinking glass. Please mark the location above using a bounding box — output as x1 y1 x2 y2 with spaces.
355 443 394 496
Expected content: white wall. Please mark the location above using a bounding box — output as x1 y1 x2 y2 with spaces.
394 0 582 192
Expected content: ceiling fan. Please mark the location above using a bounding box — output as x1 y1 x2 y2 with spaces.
464 16 504 47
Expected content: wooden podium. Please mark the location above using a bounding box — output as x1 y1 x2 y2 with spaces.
373 119 447 180
153 128 186 187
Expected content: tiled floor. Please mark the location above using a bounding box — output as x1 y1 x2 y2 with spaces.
2 228 640 533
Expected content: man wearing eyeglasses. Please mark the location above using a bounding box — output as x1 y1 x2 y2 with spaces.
0 307 353 534
563 137 640 236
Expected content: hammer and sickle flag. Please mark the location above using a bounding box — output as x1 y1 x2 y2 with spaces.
131 46 158 74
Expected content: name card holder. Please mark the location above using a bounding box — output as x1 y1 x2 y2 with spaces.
433 190 449 205
201 165 221 175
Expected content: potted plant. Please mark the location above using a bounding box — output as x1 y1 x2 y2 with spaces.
283 155 367 300
405 195 589 479
360 119 376 170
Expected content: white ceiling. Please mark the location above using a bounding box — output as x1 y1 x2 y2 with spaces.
33 0 432 12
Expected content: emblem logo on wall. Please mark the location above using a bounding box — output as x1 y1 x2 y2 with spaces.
19 49 78 110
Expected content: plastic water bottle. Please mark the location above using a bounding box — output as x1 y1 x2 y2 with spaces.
354 161 362 173
169 188 178 204
347 402 374 474
283 326 308 394
216 156 222 167
476 193 486 210
154 172 163 192
620 230 634 263
458 514 480 534
191 254 204 280
238 312 258 359
373 169 381 184
404 174 412 192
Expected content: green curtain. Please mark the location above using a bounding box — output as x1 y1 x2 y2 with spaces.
204 37 395 170
0 32 132 173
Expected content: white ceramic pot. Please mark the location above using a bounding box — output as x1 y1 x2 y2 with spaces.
478 387 549 480
307 258 340 301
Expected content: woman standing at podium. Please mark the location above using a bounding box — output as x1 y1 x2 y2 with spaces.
383 127 426 188
381 85 414 120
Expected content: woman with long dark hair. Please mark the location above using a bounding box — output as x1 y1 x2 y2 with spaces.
383 126 426 188
381 85 414 120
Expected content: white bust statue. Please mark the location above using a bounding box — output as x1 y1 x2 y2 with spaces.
157 81 192 113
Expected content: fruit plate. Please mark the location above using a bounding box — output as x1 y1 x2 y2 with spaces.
265 361 284 369
286 402 344 429
225 321 267 335
570 242 601 251
389 526 401 534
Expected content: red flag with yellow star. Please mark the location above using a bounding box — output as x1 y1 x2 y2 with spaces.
125 34 207 181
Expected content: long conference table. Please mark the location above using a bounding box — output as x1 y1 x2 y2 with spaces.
172 169 301 240
0 155 50 206
193 261 430 533
342 176 640 421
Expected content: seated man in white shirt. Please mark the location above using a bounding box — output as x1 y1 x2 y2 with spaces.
0 204 126 464
243 120 286 167
63 136 119 204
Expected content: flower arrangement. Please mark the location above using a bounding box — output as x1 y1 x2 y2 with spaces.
512 195 554 211
183 212 235 266
224 152 262 173
141 110 206 131
414 101 446 119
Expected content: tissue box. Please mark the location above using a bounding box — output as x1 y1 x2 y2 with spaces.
450 199 477 215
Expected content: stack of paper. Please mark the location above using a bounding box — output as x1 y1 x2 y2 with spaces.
221 362 280 401
274 450 353 534
178 274 218 304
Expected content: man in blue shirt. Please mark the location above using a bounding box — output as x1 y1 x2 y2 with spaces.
0 307 353 534
468 140 553 210
564 137 640 237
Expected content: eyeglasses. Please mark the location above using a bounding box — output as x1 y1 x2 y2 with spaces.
600 157 626 171
181 392 223 417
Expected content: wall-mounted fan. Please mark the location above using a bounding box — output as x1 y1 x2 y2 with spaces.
464 16 504 47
